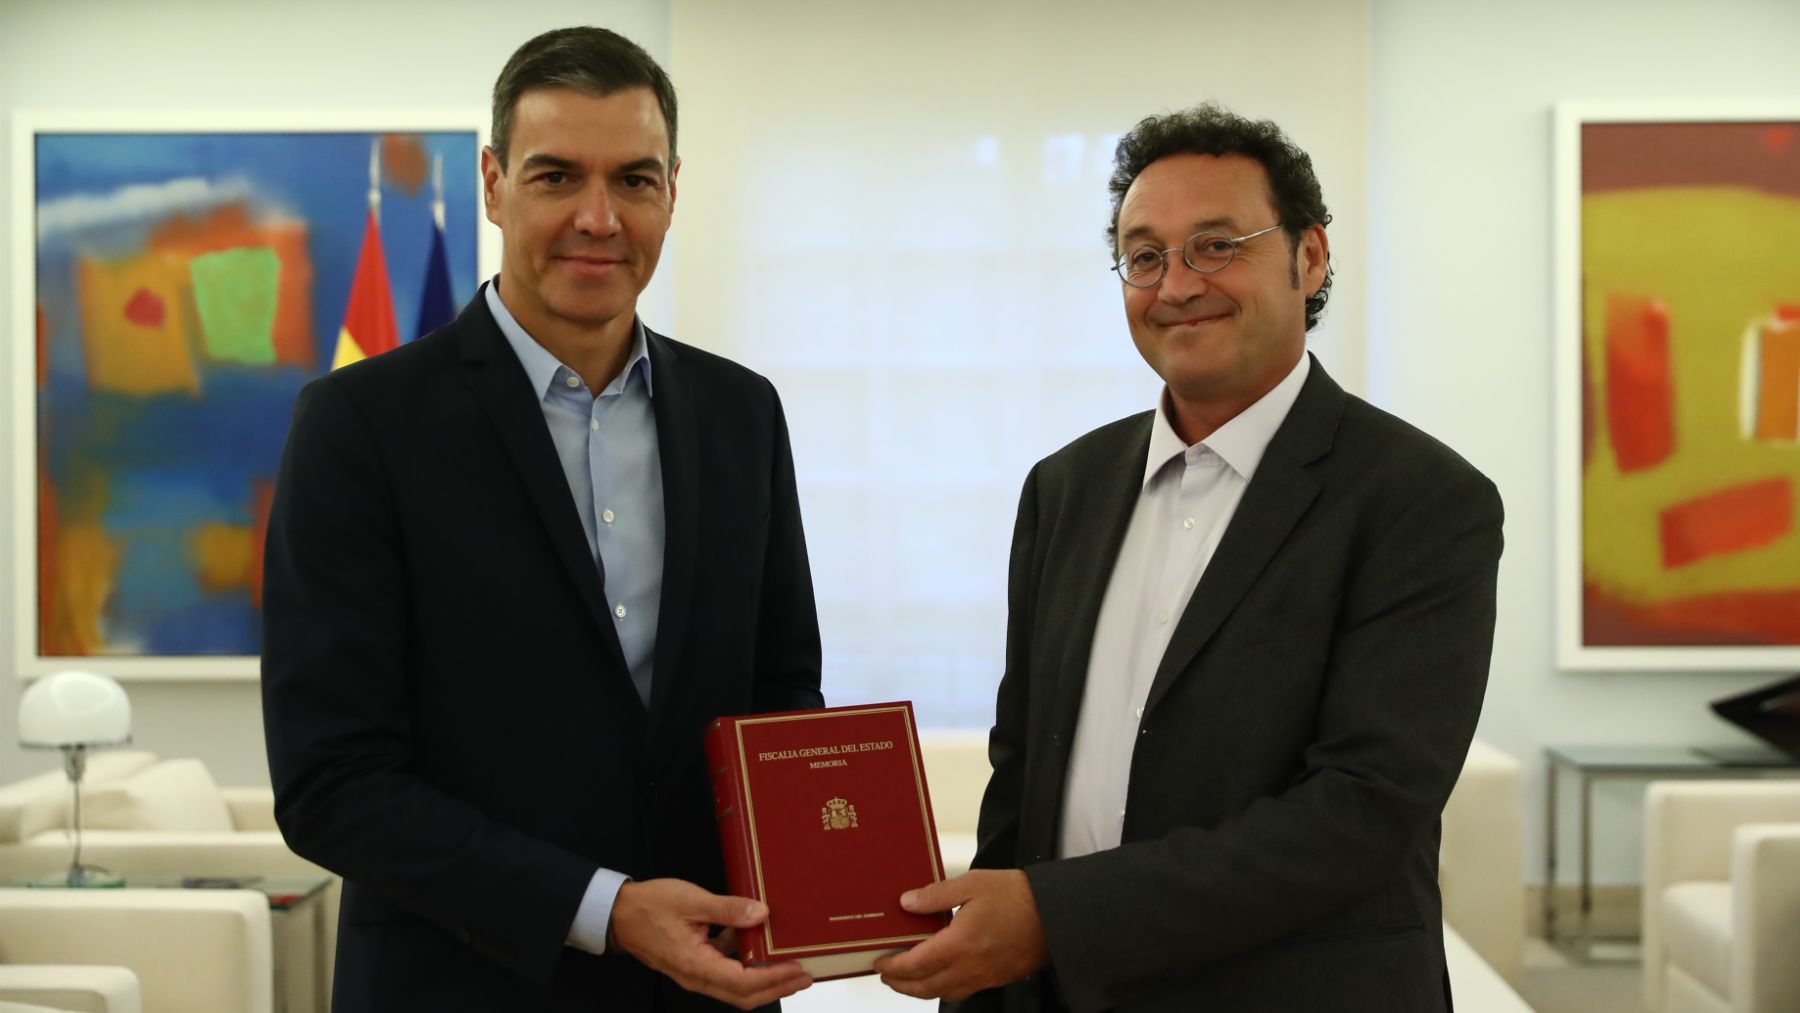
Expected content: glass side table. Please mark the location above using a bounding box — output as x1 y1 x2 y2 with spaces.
7 874 332 1013
1543 745 1800 961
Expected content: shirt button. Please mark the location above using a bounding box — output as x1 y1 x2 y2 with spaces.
564 375 581 388
1182 517 1196 530
614 604 627 619
1157 612 1169 624
602 509 615 524
590 418 599 431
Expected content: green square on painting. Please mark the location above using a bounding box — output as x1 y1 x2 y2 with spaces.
189 246 279 365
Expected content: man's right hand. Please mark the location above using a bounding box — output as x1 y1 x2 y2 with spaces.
610 878 812 1009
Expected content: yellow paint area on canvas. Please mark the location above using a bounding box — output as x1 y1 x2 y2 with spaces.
189 523 255 592
1581 186 1800 605
46 522 119 655
76 251 201 396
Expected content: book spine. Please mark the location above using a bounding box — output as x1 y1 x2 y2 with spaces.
704 717 766 965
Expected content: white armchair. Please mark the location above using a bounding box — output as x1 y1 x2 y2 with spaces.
1439 738 1525 986
0 888 271 1013
921 730 989 878
0 964 141 1013
1643 779 1800 1013
0 753 339 992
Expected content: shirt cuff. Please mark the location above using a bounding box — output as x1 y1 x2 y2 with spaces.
567 868 630 956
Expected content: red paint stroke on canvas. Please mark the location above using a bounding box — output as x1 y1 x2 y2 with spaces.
1586 583 1800 646
1659 477 1793 569
1604 294 1674 473
381 135 430 196
122 287 165 328
250 478 274 610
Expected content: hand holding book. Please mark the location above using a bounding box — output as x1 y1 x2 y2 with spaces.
873 869 1051 1001
609 878 812 1008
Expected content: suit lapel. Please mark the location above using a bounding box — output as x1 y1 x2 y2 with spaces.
1028 418 1150 844
1141 356 1343 717
457 291 630 675
644 329 698 731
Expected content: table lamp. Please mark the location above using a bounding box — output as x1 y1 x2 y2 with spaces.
18 669 132 886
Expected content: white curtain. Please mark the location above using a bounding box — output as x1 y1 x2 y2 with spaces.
668 0 1369 726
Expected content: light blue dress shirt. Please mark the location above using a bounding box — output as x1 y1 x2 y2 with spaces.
484 281 665 956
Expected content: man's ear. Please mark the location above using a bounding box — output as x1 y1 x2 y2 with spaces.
480 146 504 226
1299 224 1329 296
668 156 681 216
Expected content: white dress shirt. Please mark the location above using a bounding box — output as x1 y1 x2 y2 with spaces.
1058 353 1311 860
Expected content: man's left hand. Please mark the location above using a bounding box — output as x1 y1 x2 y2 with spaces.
873 869 1050 1001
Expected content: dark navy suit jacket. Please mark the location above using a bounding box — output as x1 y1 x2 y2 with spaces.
262 291 822 1012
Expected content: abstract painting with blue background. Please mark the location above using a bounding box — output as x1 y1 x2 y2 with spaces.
33 130 478 658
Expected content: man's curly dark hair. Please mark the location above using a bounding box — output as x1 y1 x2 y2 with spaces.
1106 103 1333 331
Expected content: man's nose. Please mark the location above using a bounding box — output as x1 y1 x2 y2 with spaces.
573 185 620 235
1158 256 1213 303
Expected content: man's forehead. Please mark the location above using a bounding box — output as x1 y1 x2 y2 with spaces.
1118 153 1277 238
508 86 669 153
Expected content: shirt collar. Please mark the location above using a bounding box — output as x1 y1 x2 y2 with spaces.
1141 352 1312 489
484 277 654 400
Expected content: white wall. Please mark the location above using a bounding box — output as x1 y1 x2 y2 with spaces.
0 0 671 785
1369 0 1800 884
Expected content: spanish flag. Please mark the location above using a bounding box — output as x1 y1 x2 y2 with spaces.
332 142 399 370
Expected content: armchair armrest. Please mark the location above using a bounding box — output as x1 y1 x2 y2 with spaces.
1439 739 1524 986
1643 780 1800 1011
0 965 141 1013
0 889 271 1013
1733 822 1800 1012
219 788 277 832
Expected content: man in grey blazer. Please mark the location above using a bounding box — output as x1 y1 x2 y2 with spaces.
876 105 1503 1011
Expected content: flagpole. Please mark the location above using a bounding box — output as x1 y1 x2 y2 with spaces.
368 138 382 224
432 153 445 231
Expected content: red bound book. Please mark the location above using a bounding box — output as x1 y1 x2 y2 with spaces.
704 701 951 980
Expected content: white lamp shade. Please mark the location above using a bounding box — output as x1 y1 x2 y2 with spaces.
18 670 132 748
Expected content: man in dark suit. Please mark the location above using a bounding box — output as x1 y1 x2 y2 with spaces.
261 27 819 1012
876 105 1503 1011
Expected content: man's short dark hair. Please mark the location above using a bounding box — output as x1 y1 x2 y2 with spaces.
1107 103 1333 331
490 26 678 171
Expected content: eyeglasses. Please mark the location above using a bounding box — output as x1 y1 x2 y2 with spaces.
1112 223 1285 288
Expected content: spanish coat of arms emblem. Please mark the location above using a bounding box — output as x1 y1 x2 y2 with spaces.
821 796 859 830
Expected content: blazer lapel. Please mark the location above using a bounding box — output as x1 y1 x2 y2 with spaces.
643 330 698 730
1027 418 1151 843
1141 357 1343 717
457 292 630 675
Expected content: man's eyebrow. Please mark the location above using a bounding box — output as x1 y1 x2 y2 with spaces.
518 153 579 172
1120 216 1242 246
615 156 667 177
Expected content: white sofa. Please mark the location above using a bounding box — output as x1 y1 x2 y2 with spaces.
0 888 270 1013
1642 779 1800 1013
0 964 141 1013
919 733 1526 990
0 753 339 1001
